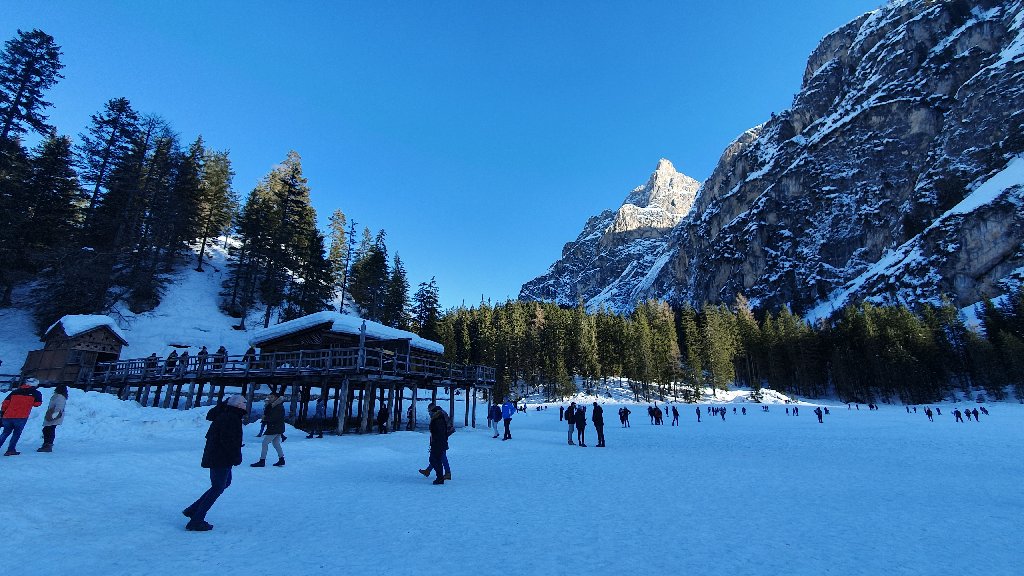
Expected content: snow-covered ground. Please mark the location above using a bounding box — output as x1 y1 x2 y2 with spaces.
5 388 1022 576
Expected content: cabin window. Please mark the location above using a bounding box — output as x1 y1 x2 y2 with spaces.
67 349 83 364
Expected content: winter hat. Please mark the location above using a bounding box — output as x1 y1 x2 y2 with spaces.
225 395 247 411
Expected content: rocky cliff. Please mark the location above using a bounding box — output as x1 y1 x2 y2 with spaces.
521 0 1024 316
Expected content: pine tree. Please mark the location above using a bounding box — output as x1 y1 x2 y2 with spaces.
383 254 410 329
77 97 140 216
0 29 64 143
326 209 349 307
677 304 703 401
0 140 31 306
194 148 235 271
411 277 441 341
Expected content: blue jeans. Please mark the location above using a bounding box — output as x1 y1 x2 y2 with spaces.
186 467 232 522
426 447 450 475
0 418 28 453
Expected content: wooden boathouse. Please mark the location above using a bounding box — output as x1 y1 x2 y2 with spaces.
84 312 495 434
21 315 128 385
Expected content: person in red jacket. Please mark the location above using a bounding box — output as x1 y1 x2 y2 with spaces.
1 378 43 456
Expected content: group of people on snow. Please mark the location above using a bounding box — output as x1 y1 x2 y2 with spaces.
1 378 66 456
560 401 606 447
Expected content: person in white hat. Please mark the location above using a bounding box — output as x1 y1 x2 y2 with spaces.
182 395 247 531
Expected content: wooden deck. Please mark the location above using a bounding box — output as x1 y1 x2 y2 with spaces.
79 346 495 434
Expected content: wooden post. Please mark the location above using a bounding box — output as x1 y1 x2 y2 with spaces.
464 385 470 427
172 383 184 409
195 382 205 407
244 383 255 424
410 384 418 431
449 387 456 428
288 384 299 424
471 386 477 428
337 377 350 435
184 382 196 410
386 384 396 433
431 387 437 409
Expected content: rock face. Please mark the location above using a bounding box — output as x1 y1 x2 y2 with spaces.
521 0 1024 316
519 159 699 308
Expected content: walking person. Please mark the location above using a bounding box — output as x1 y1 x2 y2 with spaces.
695 406 701 423
38 384 68 452
419 404 453 481
376 403 389 434
406 405 415 431
251 392 286 467
814 406 823 424
425 404 449 485
671 405 679 426
566 401 577 444
306 396 326 438
488 402 502 438
592 402 605 448
575 404 588 447
1 378 43 456
622 406 631 427
212 346 227 370
501 398 515 440
182 395 247 531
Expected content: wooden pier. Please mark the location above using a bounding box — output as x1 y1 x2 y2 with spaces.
82 346 495 434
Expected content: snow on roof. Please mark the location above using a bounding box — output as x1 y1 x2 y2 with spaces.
249 311 444 354
46 315 128 344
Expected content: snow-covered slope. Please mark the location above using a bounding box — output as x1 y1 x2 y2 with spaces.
6 387 1023 575
0 240 258 371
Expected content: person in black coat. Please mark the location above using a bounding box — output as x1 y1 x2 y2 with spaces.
183 396 246 531
426 404 449 485
376 403 389 434
592 402 605 447
575 405 587 447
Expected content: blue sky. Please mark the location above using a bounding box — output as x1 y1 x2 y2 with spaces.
4 1 881 310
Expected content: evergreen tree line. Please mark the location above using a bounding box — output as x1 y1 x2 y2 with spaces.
438 292 1024 405
0 28 442 336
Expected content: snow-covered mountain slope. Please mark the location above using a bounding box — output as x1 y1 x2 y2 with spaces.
519 159 699 308
0 241 257 371
523 0 1024 315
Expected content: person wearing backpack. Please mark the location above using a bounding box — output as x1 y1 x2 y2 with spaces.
488 402 502 439
501 398 515 441
418 403 450 485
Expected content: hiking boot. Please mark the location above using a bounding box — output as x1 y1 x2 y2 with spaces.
37 444 53 453
281 435 287 442
4 450 20 456
182 507 195 519
418 468 430 477
432 478 445 485
273 457 286 467
568 440 574 445
444 472 452 480
250 459 266 467
185 520 214 532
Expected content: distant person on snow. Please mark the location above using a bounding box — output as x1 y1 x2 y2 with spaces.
575 404 588 447
814 406 823 424
165 350 179 374
695 406 701 423
406 405 415 431
560 405 564 421
38 384 69 452
425 404 450 485
306 396 326 438
376 403 390 434
182 395 247 531
488 402 502 438
251 392 286 467
648 405 655 424
1 378 43 456
566 401 577 444
592 402 605 447
671 405 679 426
953 409 963 423
501 399 515 440
621 406 631 427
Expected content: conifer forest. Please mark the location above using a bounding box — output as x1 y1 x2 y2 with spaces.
2 28 1023 406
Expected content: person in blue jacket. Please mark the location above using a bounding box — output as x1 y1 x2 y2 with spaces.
501 399 515 440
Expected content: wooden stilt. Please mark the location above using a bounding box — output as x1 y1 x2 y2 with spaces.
471 386 477 427
386 384 395 433
245 382 256 423
410 384 418 431
195 382 205 407
172 382 184 409
337 377 350 435
464 385 470 427
449 387 456 427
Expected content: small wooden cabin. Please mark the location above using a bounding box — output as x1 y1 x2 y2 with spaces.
22 315 128 384
250 311 444 359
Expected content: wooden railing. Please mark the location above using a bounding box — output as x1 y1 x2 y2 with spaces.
87 347 496 386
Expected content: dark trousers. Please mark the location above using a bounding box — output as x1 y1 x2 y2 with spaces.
428 447 447 479
186 467 232 522
576 426 585 445
42 425 57 445
0 418 28 452
503 418 511 439
595 423 604 446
